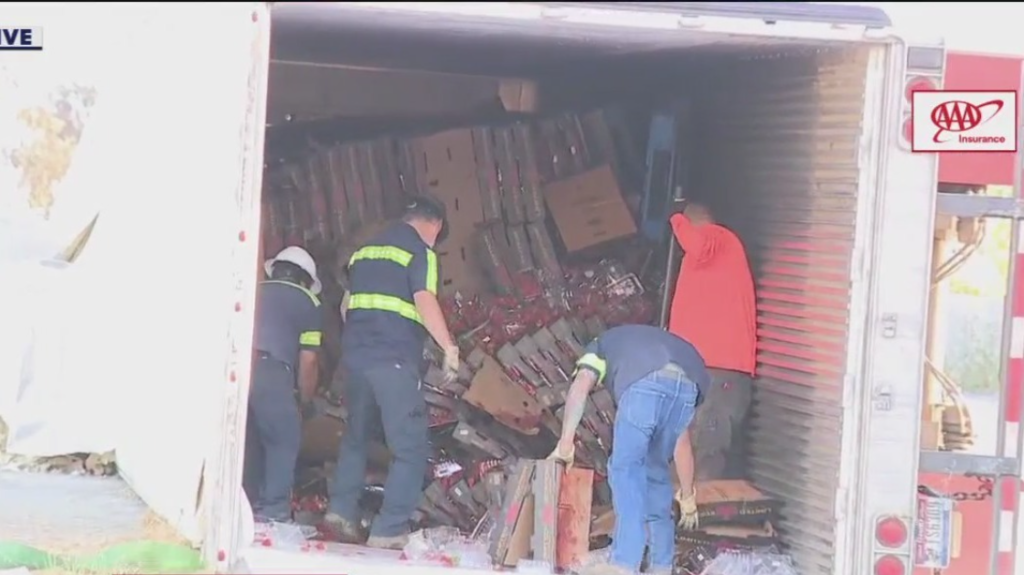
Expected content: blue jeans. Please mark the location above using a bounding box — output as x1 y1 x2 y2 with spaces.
608 368 699 570
244 356 301 521
329 363 430 537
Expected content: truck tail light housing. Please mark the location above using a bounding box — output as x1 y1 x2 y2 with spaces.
875 515 909 548
905 76 939 102
899 72 942 150
874 554 906 575
902 118 914 145
898 43 945 150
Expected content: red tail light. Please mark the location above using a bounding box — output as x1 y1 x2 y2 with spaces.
900 72 940 149
875 516 909 548
874 554 906 575
905 76 939 102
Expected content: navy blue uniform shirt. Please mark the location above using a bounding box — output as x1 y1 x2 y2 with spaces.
253 280 323 369
576 324 711 404
342 221 439 371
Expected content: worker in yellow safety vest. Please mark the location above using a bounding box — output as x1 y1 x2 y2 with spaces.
324 194 459 549
245 245 323 523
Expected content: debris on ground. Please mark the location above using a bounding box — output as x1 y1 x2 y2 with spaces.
0 449 116 476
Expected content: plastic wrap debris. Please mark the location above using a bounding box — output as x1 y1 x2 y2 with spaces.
254 520 316 550
401 526 491 569
698 551 798 575
575 547 611 572
516 559 557 574
606 273 644 299
434 460 464 480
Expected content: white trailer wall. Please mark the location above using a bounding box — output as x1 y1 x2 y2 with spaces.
0 3 264 546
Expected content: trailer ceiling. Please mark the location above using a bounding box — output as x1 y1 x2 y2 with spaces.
270 2 891 77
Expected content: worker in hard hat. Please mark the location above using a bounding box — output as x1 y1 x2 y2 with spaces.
324 193 460 550
243 245 324 523
547 324 710 575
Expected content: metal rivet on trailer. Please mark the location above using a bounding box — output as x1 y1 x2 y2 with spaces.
235 302 242 312
229 371 237 383
251 11 258 23
217 549 226 561
238 230 246 242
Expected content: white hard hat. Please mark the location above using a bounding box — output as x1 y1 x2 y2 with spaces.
265 246 322 295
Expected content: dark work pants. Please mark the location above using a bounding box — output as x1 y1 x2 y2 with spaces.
243 357 301 521
329 362 430 537
692 368 754 481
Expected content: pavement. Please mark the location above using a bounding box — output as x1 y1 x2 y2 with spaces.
0 470 148 550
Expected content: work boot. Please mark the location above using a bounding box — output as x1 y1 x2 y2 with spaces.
365 532 410 550
321 512 365 544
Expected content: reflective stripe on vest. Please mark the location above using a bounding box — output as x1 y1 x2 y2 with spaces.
425 250 438 295
299 331 322 346
349 245 414 267
347 242 438 321
347 293 423 325
576 352 607 383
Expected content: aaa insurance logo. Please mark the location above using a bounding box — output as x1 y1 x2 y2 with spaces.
911 90 1018 152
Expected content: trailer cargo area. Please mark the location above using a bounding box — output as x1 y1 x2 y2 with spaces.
0 4 933 575
240 4 895 574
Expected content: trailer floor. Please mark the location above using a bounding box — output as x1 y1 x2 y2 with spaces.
0 470 154 551
239 543 493 575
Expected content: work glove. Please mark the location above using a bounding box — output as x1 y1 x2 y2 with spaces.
675 487 699 530
442 344 461 384
546 440 576 468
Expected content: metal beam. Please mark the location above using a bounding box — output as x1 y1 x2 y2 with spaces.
936 193 1024 219
919 450 1019 476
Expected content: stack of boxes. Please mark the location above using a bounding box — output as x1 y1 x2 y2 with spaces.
261 109 639 303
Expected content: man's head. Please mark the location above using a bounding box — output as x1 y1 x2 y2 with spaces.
684 202 714 227
402 193 448 247
264 245 322 295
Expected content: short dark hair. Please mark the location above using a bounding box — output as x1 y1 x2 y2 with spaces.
403 193 447 224
271 260 312 287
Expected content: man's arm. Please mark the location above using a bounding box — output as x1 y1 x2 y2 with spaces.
673 428 695 496
558 370 598 445
297 350 319 403
669 214 720 266
414 292 456 349
296 300 323 403
557 343 606 445
410 248 456 349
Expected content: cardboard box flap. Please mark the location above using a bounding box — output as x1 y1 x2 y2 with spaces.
694 480 784 527
543 165 636 253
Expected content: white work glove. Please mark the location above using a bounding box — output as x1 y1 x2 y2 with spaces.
339 291 351 320
442 344 460 383
675 487 699 530
546 439 576 468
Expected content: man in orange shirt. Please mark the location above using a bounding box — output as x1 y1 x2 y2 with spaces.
668 203 757 480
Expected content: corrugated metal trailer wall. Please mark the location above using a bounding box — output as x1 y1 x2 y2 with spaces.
693 47 872 574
